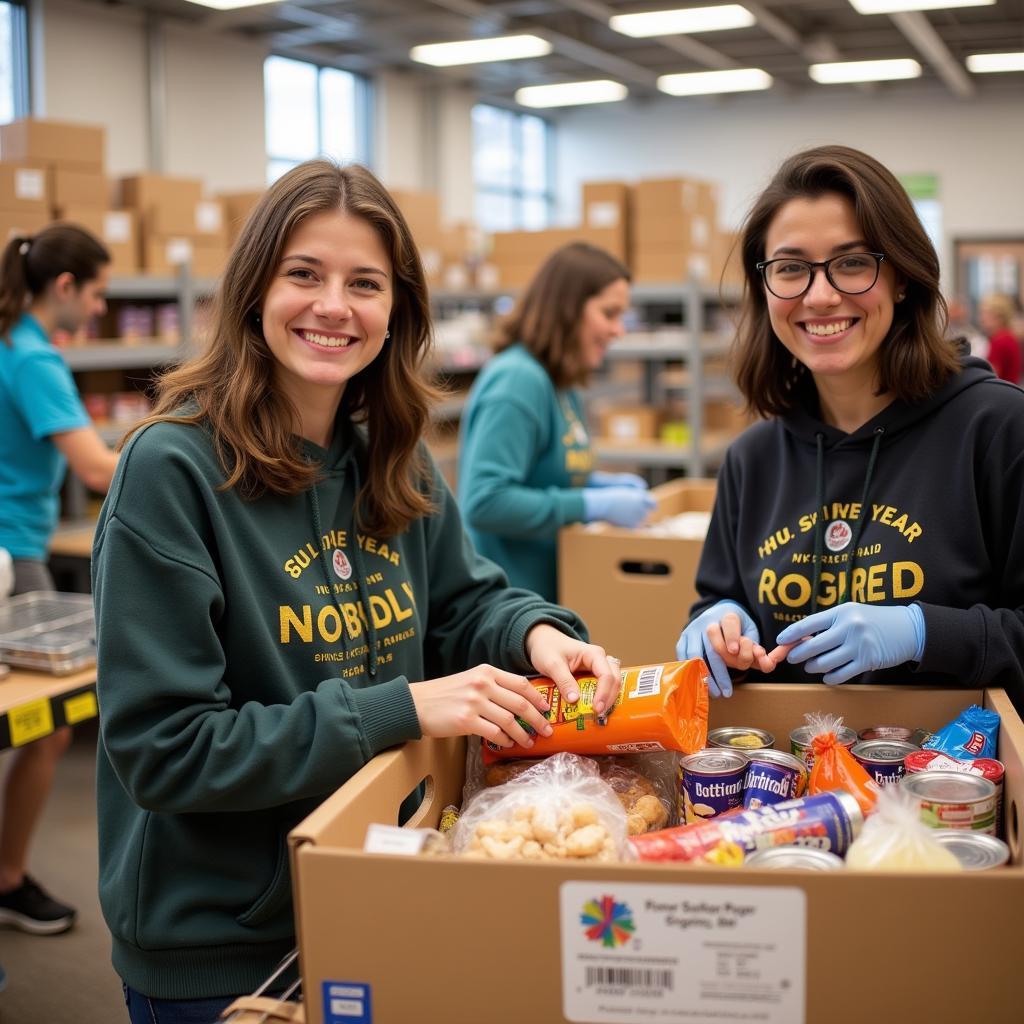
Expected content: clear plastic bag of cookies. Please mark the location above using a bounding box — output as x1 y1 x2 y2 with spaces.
450 752 628 863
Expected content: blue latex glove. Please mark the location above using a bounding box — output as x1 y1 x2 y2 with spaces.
776 602 926 686
588 471 648 490
582 487 656 528
675 600 760 698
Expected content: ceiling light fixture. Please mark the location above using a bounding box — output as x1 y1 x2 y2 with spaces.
809 58 922 83
610 4 755 38
410 34 552 67
658 68 773 95
848 0 994 13
516 80 629 108
966 52 1024 73
184 0 283 10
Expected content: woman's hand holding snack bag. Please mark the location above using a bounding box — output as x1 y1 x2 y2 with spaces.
525 623 620 715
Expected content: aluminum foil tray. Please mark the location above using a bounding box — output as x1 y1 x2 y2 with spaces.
0 592 96 675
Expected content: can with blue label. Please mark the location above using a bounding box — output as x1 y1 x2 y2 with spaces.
851 739 918 786
679 749 748 824
743 749 808 809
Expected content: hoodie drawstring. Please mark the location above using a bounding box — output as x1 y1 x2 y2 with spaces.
309 458 379 680
810 426 885 614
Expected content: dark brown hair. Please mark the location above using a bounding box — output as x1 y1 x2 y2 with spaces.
734 145 959 417
0 223 109 343
126 160 439 537
495 241 630 387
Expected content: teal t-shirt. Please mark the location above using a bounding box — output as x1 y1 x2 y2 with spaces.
458 343 591 601
0 313 89 558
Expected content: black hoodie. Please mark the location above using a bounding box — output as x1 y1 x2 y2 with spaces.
692 356 1024 711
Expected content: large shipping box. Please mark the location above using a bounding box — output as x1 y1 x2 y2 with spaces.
559 478 716 666
0 118 105 171
0 162 49 211
632 177 718 284
290 684 1024 1024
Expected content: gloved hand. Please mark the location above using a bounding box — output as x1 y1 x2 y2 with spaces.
675 600 771 698
582 487 656 528
775 602 925 686
588 470 648 490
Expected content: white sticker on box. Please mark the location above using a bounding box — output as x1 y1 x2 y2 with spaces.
587 201 620 229
165 238 193 265
14 169 44 200
691 216 710 248
195 201 223 233
103 212 131 244
322 981 371 1023
560 881 805 1024
362 823 430 856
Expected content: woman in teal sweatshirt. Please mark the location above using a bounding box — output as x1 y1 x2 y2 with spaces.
92 162 619 1022
458 242 654 601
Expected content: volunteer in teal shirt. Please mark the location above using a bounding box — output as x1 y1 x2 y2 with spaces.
93 163 620 1021
459 242 655 601
0 224 118 941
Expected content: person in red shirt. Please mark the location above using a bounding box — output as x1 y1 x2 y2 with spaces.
979 293 1021 383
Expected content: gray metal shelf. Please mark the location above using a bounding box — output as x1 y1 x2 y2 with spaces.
604 333 730 362
107 274 217 300
65 342 184 371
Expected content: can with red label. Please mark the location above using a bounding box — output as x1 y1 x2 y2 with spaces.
904 750 1005 834
858 724 932 745
900 771 998 835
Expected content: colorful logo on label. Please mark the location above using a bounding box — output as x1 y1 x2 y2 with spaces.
964 730 986 755
332 549 352 581
580 895 635 948
825 520 852 552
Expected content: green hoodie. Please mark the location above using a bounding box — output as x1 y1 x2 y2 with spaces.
92 416 585 999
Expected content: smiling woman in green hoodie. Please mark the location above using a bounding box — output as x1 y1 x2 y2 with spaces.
92 161 618 1023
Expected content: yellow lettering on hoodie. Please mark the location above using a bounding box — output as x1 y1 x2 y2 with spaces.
280 605 313 643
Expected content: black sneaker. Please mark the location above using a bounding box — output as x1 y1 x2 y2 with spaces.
0 876 76 934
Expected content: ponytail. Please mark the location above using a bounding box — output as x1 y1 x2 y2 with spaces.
0 223 110 344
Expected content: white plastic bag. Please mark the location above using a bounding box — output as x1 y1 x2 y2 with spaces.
845 784 962 871
450 752 628 862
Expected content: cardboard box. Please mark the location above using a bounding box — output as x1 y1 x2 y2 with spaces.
558 478 715 665
49 167 108 208
632 245 712 284
290 684 1024 1024
141 235 226 277
52 206 139 274
582 181 630 261
0 207 50 242
0 162 49 211
491 226 627 267
0 118 105 171
118 173 203 215
712 228 743 289
598 404 661 443
218 189 264 243
388 188 443 276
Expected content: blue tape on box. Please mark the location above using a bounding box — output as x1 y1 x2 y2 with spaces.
322 981 372 1023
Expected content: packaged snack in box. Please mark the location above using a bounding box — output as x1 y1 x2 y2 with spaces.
922 704 1000 760
805 712 879 816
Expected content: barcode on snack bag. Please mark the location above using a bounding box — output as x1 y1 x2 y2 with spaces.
629 666 663 699
585 966 674 991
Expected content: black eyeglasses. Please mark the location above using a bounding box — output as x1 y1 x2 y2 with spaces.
756 252 886 300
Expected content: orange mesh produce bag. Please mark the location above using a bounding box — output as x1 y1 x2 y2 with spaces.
806 712 879 816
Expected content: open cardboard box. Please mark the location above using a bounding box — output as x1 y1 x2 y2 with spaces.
558 479 716 665
290 683 1023 1024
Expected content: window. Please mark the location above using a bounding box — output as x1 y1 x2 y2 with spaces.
264 56 370 183
0 2 29 124
472 104 553 232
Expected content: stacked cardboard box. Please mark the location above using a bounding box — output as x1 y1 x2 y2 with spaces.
0 118 144 274
119 173 228 277
582 180 630 261
489 226 626 289
217 189 264 245
632 176 718 285
0 161 50 240
389 188 443 284
712 228 744 290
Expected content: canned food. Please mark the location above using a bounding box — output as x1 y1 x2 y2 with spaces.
708 726 775 751
744 846 845 871
679 749 748 823
630 790 863 864
900 771 998 835
904 750 1005 834
931 830 1010 871
790 724 857 770
851 739 919 786
858 725 915 743
743 749 808 809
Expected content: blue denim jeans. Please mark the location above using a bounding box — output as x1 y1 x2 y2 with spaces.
123 983 235 1024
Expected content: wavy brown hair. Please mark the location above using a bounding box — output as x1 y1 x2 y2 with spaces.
734 145 959 418
495 241 630 387
125 161 439 536
0 223 109 343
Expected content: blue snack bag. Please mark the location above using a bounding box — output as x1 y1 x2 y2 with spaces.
922 704 1000 759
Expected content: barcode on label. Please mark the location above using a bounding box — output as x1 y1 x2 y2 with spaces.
629 666 662 698
585 966 674 990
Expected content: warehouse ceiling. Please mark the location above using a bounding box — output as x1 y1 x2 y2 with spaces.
111 0 1024 103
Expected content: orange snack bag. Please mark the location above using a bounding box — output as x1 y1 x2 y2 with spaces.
482 660 709 763
806 712 879 816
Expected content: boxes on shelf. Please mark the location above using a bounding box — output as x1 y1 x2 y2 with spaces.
712 228 743 289
632 176 718 284
53 206 139 274
217 189 264 243
49 167 108 208
558 477 716 665
598 404 661 443
490 226 627 289
581 180 631 261
0 118 105 172
0 162 49 211
141 235 226 277
0 207 50 241
289 684 1024 1024
389 188 443 281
